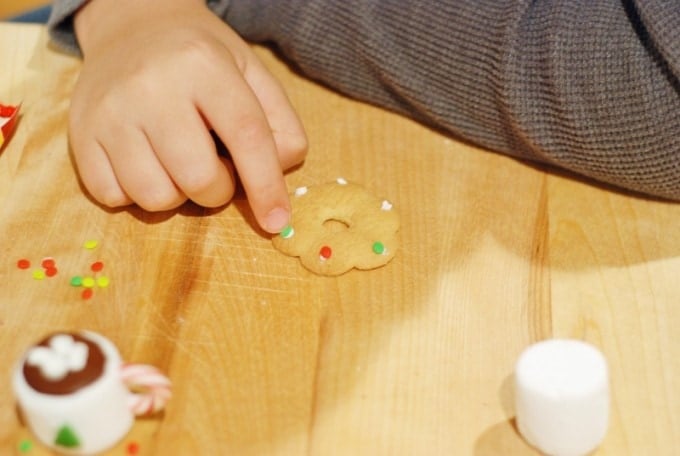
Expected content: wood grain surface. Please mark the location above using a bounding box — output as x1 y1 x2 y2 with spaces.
1 23 679 455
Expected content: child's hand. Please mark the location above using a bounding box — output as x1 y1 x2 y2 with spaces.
71 0 307 233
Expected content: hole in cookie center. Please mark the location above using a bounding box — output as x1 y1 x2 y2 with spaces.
323 218 350 232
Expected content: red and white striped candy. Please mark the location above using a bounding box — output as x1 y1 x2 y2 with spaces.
120 363 172 416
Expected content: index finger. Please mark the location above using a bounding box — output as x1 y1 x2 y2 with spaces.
195 58 290 233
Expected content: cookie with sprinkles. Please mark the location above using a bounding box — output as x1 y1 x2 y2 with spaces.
273 179 400 275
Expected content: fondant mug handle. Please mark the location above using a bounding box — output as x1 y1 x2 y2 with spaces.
120 363 172 415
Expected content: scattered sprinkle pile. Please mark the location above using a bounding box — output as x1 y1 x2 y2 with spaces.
16 240 111 300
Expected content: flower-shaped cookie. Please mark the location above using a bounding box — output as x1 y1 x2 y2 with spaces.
273 179 400 276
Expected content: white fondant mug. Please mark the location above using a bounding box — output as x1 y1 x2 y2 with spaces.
13 331 171 455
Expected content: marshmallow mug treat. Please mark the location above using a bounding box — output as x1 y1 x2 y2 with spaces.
13 331 171 455
273 178 400 276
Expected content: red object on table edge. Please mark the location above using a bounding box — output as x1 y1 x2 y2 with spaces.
0 103 21 150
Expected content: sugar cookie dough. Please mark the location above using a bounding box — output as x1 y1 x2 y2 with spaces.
273 178 400 275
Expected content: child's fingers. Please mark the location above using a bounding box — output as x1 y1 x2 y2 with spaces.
146 106 235 208
197 62 291 233
69 128 132 207
98 124 187 211
244 60 308 170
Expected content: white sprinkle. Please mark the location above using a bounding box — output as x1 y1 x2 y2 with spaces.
294 186 308 196
336 177 348 185
381 200 393 211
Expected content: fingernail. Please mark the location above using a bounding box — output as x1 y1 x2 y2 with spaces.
265 207 290 233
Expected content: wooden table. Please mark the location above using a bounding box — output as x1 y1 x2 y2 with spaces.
1 23 679 455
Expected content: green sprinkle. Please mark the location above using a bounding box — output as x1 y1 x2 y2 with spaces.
18 439 32 453
55 425 80 448
372 241 386 255
70 276 83 287
280 225 295 239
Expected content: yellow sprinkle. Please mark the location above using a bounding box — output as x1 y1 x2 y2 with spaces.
32 270 45 280
82 277 96 288
96 276 110 288
83 240 99 250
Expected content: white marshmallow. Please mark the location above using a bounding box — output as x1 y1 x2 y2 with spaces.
515 339 609 456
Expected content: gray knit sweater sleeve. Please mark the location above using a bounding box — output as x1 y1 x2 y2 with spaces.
48 0 680 200
47 0 84 53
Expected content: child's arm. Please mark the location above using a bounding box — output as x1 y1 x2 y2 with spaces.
219 1 680 201
67 0 307 232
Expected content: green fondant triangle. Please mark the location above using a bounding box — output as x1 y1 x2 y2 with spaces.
55 425 80 448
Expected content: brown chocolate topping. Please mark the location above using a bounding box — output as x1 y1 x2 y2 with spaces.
23 332 106 395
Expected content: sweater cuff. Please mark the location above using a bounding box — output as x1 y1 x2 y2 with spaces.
207 0 230 17
47 0 86 55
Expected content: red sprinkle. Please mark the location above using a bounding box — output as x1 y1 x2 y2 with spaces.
17 259 31 269
41 257 56 269
91 261 104 272
45 267 58 277
82 289 94 300
127 442 140 455
319 245 332 260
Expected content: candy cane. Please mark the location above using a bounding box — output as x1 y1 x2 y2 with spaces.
120 363 172 416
